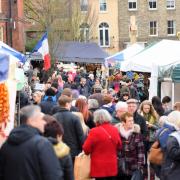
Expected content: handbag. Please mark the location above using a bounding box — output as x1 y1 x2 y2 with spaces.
148 140 163 165
131 169 143 180
74 152 91 180
148 128 169 165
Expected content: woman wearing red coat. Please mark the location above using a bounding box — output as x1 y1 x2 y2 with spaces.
83 109 122 180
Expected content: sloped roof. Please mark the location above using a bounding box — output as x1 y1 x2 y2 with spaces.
54 41 109 64
106 43 144 61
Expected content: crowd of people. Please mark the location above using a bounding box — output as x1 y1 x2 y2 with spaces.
1 66 180 180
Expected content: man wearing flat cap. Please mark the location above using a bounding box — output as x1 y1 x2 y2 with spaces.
127 98 148 140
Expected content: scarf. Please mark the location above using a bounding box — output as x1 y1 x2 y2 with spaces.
119 124 134 140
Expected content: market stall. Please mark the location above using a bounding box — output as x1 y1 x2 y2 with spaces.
159 62 180 106
120 39 180 101
55 41 108 64
0 43 25 146
105 43 144 68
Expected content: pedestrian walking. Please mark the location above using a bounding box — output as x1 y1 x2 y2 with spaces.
44 115 74 180
75 98 95 129
116 112 145 180
53 95 85 162
83 109 122 180
160 111 180 180
138 100 159 180
0 105 63 180
127 99 148 141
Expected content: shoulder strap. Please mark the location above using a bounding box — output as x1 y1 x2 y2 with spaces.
101 127 112 139
170 131 180 147
159 128 169 137
100 126 117 147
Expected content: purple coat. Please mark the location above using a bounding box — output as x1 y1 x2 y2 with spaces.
116 124 145 176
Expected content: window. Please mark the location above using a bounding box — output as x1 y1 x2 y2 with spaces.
99 22 109 47
128 0 137 11
149 21 158 36
167 20 175 35
80 23 89 42
149 0 157 10
0 27 3 41
100 0 107 12
167 0 175 9
80 0 88 12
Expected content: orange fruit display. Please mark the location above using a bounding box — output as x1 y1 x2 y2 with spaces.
0 83 9 129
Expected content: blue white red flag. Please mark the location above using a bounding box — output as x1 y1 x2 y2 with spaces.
33 32 51 71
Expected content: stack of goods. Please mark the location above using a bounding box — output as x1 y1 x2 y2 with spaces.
0 83 9 133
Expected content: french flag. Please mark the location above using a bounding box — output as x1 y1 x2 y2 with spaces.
33 32 51 71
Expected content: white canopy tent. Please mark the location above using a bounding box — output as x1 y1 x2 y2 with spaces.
120 39 180 99
105 43 144 61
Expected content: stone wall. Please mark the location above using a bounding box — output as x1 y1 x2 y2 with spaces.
118 0 180 49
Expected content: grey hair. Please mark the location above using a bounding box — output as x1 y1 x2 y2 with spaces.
167 111 180 130
88 99 99 109
115 101 128 111
20 105 41 124
93 109 112 124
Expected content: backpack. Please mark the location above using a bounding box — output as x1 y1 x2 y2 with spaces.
43 96 57 103
170 131 180 147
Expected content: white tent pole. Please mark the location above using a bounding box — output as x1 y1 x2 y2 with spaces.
172 82 175 109
149 64 158 100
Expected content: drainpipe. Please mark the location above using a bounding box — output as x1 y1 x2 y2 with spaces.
8 0 13 47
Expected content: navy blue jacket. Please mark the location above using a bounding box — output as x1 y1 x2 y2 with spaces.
0 125 63 180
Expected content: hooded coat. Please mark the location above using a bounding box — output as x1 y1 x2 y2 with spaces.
0 125 63 180
161 132 180 180
49 138 74 180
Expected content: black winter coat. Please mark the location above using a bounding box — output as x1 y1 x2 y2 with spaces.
134 111 148 141
0 125 62 180
161 135 180 180
52 105 78 115
53 108 85 158
78 84 90 97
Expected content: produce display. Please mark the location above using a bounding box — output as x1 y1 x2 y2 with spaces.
0 83 9 130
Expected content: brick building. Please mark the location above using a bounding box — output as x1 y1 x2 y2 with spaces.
118 0 180 49
0 0 25 52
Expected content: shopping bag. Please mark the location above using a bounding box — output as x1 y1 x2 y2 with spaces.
74 152 91 180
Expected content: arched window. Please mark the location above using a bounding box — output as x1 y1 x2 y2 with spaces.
80 23 89 42
99 22 109 47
